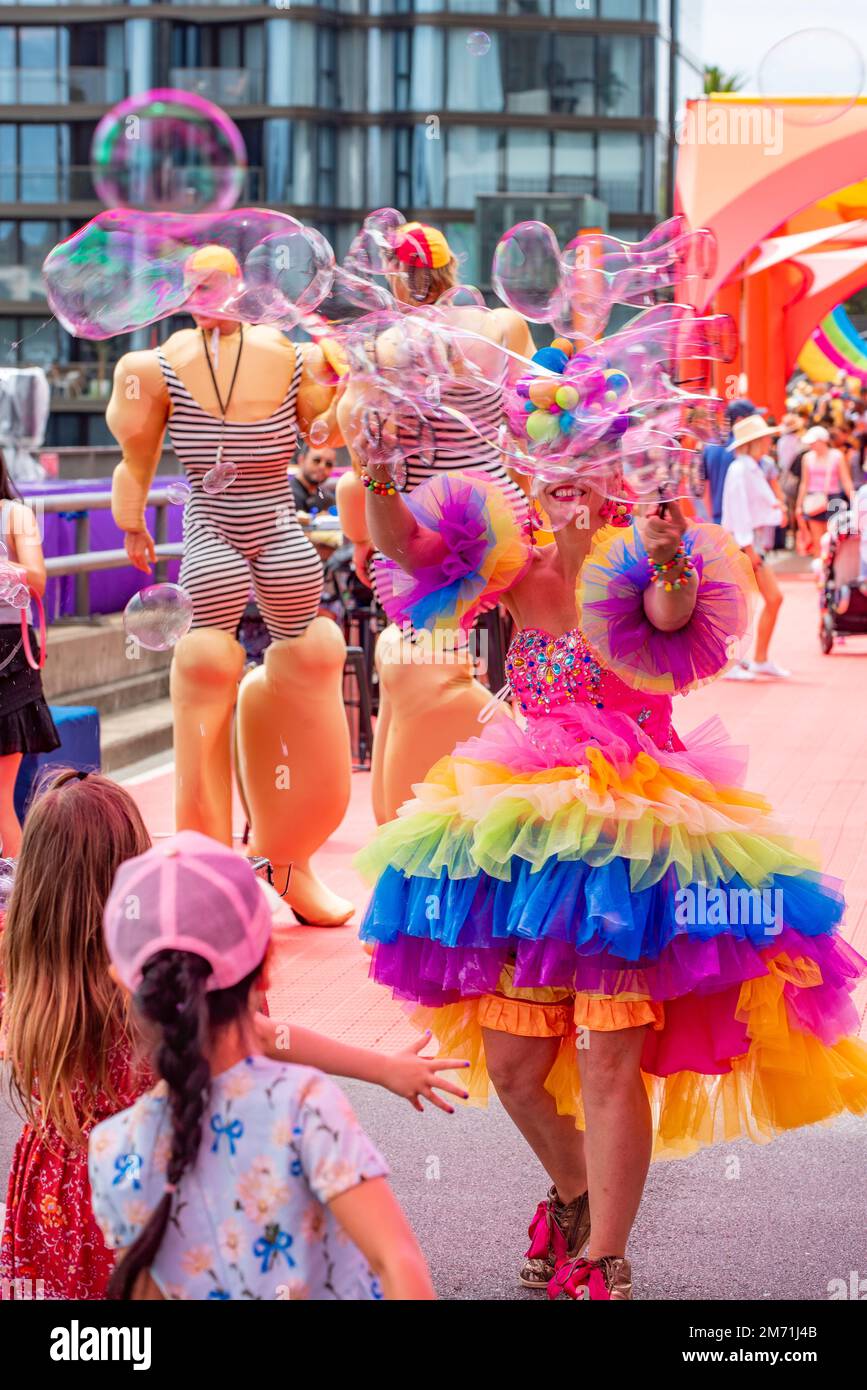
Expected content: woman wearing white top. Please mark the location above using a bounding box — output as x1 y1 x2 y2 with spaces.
721 414 788 681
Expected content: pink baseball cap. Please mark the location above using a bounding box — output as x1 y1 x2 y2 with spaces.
103 830 272 993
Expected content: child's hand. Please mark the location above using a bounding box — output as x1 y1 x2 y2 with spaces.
634 498 688 566
380 1032 470 1114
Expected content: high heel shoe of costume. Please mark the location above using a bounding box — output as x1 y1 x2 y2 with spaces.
547 1255 633 1301
282 860 355 928
520 1186 591 1290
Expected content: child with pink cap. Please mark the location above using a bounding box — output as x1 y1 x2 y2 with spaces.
89 831 435 1300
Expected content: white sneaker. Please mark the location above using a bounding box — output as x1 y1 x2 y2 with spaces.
749 660 791 679
724 664 756 681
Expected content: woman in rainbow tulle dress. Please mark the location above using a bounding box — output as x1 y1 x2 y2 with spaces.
354 458 867 1302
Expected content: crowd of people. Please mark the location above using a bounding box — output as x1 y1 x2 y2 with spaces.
697 376 867 680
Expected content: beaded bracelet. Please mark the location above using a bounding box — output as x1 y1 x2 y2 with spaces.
361 472 397 497
648 543 695 592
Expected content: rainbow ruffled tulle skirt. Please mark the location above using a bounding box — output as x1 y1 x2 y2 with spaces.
358 705 867 1159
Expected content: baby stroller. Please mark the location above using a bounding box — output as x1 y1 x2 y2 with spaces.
819 506 867 652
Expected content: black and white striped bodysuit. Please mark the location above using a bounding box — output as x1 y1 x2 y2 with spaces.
403 377 529 512
158 345 323 641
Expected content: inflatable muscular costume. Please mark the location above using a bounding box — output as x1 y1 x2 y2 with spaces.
108 245 353 926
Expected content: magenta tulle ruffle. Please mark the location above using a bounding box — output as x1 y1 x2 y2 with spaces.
452 704 750 792
578 522 756 694
372 472 529 633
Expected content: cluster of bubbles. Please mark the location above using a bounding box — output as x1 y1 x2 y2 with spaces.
43 207 336 341
492 216 717 341
325 210 734 520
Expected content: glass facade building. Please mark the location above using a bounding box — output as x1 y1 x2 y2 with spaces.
0 0 703 444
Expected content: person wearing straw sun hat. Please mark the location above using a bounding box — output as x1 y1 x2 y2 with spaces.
721 414 788 681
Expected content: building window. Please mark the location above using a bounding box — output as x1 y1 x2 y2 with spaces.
338 29 366 111
503 31 550 115
551 35 595 115
410 27 443 111
597 130 645 212
412 123 445 205
446 126 499 206
597 35 643 117
552 131 595 194
318 26 338 110
0 222 59 302
394 30 411 110
337 127 364 207
317 125 336 205
505 128 550 193
20 126 64 202
266 19 316 108
265 118 316 205
446 29 504 112
601 0 642 16
395 125 411 207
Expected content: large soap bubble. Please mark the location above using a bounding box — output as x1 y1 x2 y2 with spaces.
43 208 335 340
758 29 864 127
493 216 716 340
123 583 194 651
91 89 247 214
244 225 335 319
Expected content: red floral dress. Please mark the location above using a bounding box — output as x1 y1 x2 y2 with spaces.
0 1038 151 1300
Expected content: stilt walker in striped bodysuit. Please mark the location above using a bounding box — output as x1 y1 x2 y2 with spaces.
336 223 536 823
108 245 353 927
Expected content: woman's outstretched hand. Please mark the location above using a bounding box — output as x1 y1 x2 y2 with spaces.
379 1032 471 1114
633 497 688 566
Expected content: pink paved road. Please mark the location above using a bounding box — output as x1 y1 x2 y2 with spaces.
121 569 867 1044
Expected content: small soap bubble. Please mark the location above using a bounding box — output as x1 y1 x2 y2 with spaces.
123 583 194 652
202 460 238 495
467 32 492 58
166 479 192 506
308 417 330 447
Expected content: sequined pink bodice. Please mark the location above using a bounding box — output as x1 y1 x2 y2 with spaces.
506 627 674 748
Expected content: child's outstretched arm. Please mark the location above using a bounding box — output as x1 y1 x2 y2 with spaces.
328 1178 436 1300
255 1014 469 1113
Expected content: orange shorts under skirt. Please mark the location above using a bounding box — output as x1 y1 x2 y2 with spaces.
476 963 665 1036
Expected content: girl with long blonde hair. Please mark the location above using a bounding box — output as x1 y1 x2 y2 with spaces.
0 770 152 1298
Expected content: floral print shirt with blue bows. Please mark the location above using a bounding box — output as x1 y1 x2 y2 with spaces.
88 1055 388 1300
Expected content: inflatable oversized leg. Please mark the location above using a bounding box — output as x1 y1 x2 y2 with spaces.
236 617 354 927
171 629 246 844
373 624 512 823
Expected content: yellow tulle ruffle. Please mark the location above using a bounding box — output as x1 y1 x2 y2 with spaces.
413 964 867 1161
360 741 822 892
